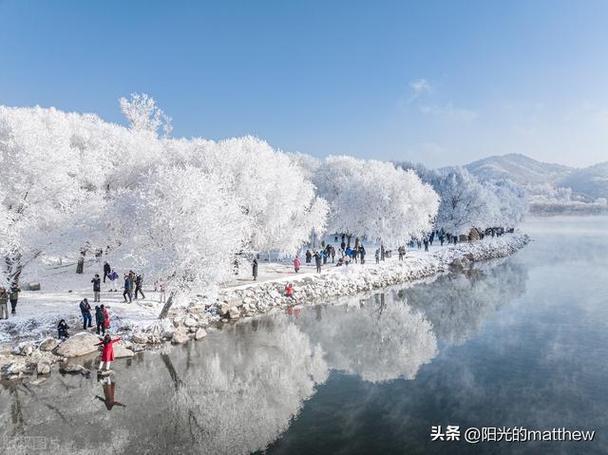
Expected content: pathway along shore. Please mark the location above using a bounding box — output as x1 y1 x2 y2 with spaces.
0 233 529 380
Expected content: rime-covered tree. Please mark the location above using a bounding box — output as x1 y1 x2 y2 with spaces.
167 136 328 254
304 155 439 245
483 179 528 229
0 106 109 285
400 162 528 234
105 164 250 314
119 92 172 137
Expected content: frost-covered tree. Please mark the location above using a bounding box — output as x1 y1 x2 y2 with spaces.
167 136 328 254
305 155 439 245
105 164 250 312
428 167 490 235
483 179 528 229
400 162 528 234
0 106 108 286
119 92 172 137
0 102 178 286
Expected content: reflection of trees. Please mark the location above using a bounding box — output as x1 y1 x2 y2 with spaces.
295 295 438 383
401 259 528 345
161 318 328 455
0 318 327 455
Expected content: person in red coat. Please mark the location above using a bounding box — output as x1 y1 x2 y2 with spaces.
96 333 121 371
293 256 301 273
101 304 110 331
284 283 295 300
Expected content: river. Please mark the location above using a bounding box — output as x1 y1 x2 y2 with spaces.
1 216 607 454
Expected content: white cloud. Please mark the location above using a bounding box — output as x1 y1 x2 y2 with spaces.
410 78 432 94
408 78 432 101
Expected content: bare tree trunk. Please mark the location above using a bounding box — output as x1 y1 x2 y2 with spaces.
158 291 176 319
160 352 183 391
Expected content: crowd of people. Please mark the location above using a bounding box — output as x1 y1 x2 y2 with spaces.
247 230 495 300
49 260 155 344
53 259 154 373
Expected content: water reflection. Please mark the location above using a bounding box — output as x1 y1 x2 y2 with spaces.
0 318 328 454
96 376 126 411
292 295 438 383
403 260 528 345
0 249 531 454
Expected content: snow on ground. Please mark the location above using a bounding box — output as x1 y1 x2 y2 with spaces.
0 235 527 346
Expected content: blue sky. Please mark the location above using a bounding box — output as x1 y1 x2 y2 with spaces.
1 0 607 167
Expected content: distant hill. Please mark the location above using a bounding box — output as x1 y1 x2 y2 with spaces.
558 162 608 201
464 154 608 213
466 153 573 186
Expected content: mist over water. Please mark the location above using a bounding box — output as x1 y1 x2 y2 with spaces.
1 217 607 454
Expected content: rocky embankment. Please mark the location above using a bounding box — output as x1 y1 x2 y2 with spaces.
0 233 529 381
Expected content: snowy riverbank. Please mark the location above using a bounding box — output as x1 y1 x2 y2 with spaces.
0 233 529 380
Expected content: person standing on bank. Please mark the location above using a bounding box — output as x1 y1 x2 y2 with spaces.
134 274 145 300
103 261 111 283
80 298 93 330
102 304 111 332
0 288 8 320
91 274 101 302
9 285 20 315
314 252 322 273
95 305 105 335
123 275 132 303
252 258 258 281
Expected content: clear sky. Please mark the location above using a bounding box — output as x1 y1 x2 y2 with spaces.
1 0 607 168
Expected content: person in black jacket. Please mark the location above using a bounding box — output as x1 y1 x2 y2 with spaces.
58 319 70 339
314 252 322 273
91 274 101 302
123 275 132 303
103 261 111 283
80 298 92 329
252 259 258 281
94 305 105 335
134 274 145 300
9 285 20 315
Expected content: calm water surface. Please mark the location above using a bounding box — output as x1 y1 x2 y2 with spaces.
1 216 607 455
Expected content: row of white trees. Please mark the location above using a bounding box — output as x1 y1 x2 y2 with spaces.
398 162 527 236
0 95 438 302
0 94 526 302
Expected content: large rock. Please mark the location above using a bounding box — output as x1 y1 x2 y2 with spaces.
36 361 51 375
55 332 101 358
131 332 149 344
39 337 59 352
218 302 231 317
113 343 135 359
60 363 90 375
183 316 199 328
1 358 34 378
12 342 35 356
171 329 190 344
228 306 241 320
194 328 207 340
